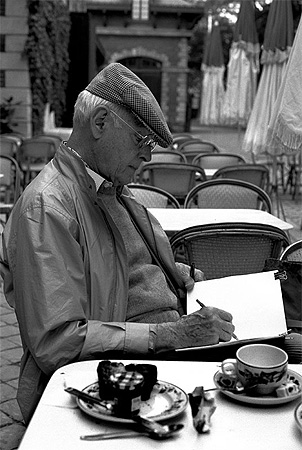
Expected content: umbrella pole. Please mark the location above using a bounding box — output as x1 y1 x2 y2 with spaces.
271 156 287 221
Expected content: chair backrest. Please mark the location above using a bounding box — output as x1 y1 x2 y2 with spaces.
280 240 302 262
178 142 220 164
31 134 62 148
17 137 58 186
179 140 220 153
135 151 187 183
184 178 272 212
213 164 270 191
127 183 180 208
170 223 290 280
1 133 24 148
192 152 246 169
138 162 206 201
18 138 57 165
0 136 19 157
173 137 201 150
172 132 193 139
0 155 22 206
151 150 187 164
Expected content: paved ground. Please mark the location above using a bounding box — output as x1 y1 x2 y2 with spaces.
0 124 301 449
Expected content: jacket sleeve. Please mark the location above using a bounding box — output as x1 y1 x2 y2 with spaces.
5 203 152 376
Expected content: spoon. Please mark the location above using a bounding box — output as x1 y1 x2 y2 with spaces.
80 423 184 441
205 384 258 394
64 386 113 410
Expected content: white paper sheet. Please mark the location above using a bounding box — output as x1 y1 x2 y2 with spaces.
178 271 287 351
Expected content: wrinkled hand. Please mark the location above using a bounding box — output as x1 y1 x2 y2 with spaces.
175 262 205 291
155 306 235 351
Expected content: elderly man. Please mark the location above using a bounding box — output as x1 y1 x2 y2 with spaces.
0 63 234 424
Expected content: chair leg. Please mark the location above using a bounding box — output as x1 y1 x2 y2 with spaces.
292 167 301 200
279 163 285 192
285 165 294 194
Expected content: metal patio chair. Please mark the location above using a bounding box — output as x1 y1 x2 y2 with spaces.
280 240 302 262
127 183 180 208
0 136 20 157
17 135 58 186
151 150 187 163
252 150 285 192
172 137 202 151
0 155 22 222
177 141 220 164
138 162 206 203
192 152 246 170
212 163 270 191
134 150 188 182
184 179 272 212
170 223 290 280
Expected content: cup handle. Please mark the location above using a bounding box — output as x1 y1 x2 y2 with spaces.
221 359 237 378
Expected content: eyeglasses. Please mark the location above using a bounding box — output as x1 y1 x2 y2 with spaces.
110 110 157 151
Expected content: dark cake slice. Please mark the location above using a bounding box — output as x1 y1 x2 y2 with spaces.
97 360 125 400
125 363 157 400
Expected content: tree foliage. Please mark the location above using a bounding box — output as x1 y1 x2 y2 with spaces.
25 0 71 134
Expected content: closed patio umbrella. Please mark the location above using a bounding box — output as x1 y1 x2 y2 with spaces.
222 0 260 127
266 17 302 155
199 21 225 125
266 17 302 220
242 0 294 156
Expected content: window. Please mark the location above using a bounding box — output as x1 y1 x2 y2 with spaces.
0 70 5 87
0 0 5 16
132 0 149 20
0 34 5 52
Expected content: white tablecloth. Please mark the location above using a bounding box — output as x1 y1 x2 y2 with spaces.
18 360 302 450
148 208 293 233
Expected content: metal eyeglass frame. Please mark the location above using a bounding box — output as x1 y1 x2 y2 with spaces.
110 110 157 151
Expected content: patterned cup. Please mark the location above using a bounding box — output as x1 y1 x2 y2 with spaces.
221 344 288 395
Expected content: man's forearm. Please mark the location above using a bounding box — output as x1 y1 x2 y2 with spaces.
153 322 179 352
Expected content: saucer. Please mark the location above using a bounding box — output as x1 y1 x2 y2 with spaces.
213 369 302 405
295 402 302 431
77 380 188 423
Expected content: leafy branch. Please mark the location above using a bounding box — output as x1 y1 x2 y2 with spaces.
24 0 71 134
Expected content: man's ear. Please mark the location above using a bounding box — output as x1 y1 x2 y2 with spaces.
90 106 110 138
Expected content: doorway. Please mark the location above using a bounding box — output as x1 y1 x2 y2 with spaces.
119 57 162 104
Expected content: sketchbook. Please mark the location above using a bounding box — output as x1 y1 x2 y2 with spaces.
176 271 287 352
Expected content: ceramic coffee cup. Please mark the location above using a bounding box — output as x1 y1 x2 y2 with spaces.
221 344 288 395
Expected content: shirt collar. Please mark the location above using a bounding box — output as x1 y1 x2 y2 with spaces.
86 168 112 191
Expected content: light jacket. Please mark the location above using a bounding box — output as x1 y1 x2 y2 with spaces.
0 144 185 423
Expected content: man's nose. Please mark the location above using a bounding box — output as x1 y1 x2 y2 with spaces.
140 147 152 162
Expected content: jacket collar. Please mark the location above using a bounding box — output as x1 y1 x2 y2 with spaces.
56 143 123 195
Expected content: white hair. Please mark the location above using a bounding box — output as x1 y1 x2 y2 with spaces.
73 90 123 126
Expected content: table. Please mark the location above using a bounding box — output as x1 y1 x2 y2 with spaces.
204 168 218 178
18 360 301 450
148 208 293 234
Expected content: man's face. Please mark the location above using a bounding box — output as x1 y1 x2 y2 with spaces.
93 111 156 186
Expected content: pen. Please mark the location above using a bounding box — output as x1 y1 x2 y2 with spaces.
196 299 206 309
196 299 239 341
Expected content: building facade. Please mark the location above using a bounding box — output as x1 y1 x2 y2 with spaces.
1 0 204 136
0 0 31 136
67 0 204 132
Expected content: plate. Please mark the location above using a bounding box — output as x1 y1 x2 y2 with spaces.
77 380 188 423
213 369 302 406
295 402 302 431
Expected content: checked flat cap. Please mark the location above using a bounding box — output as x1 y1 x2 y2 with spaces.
85 63 173 148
